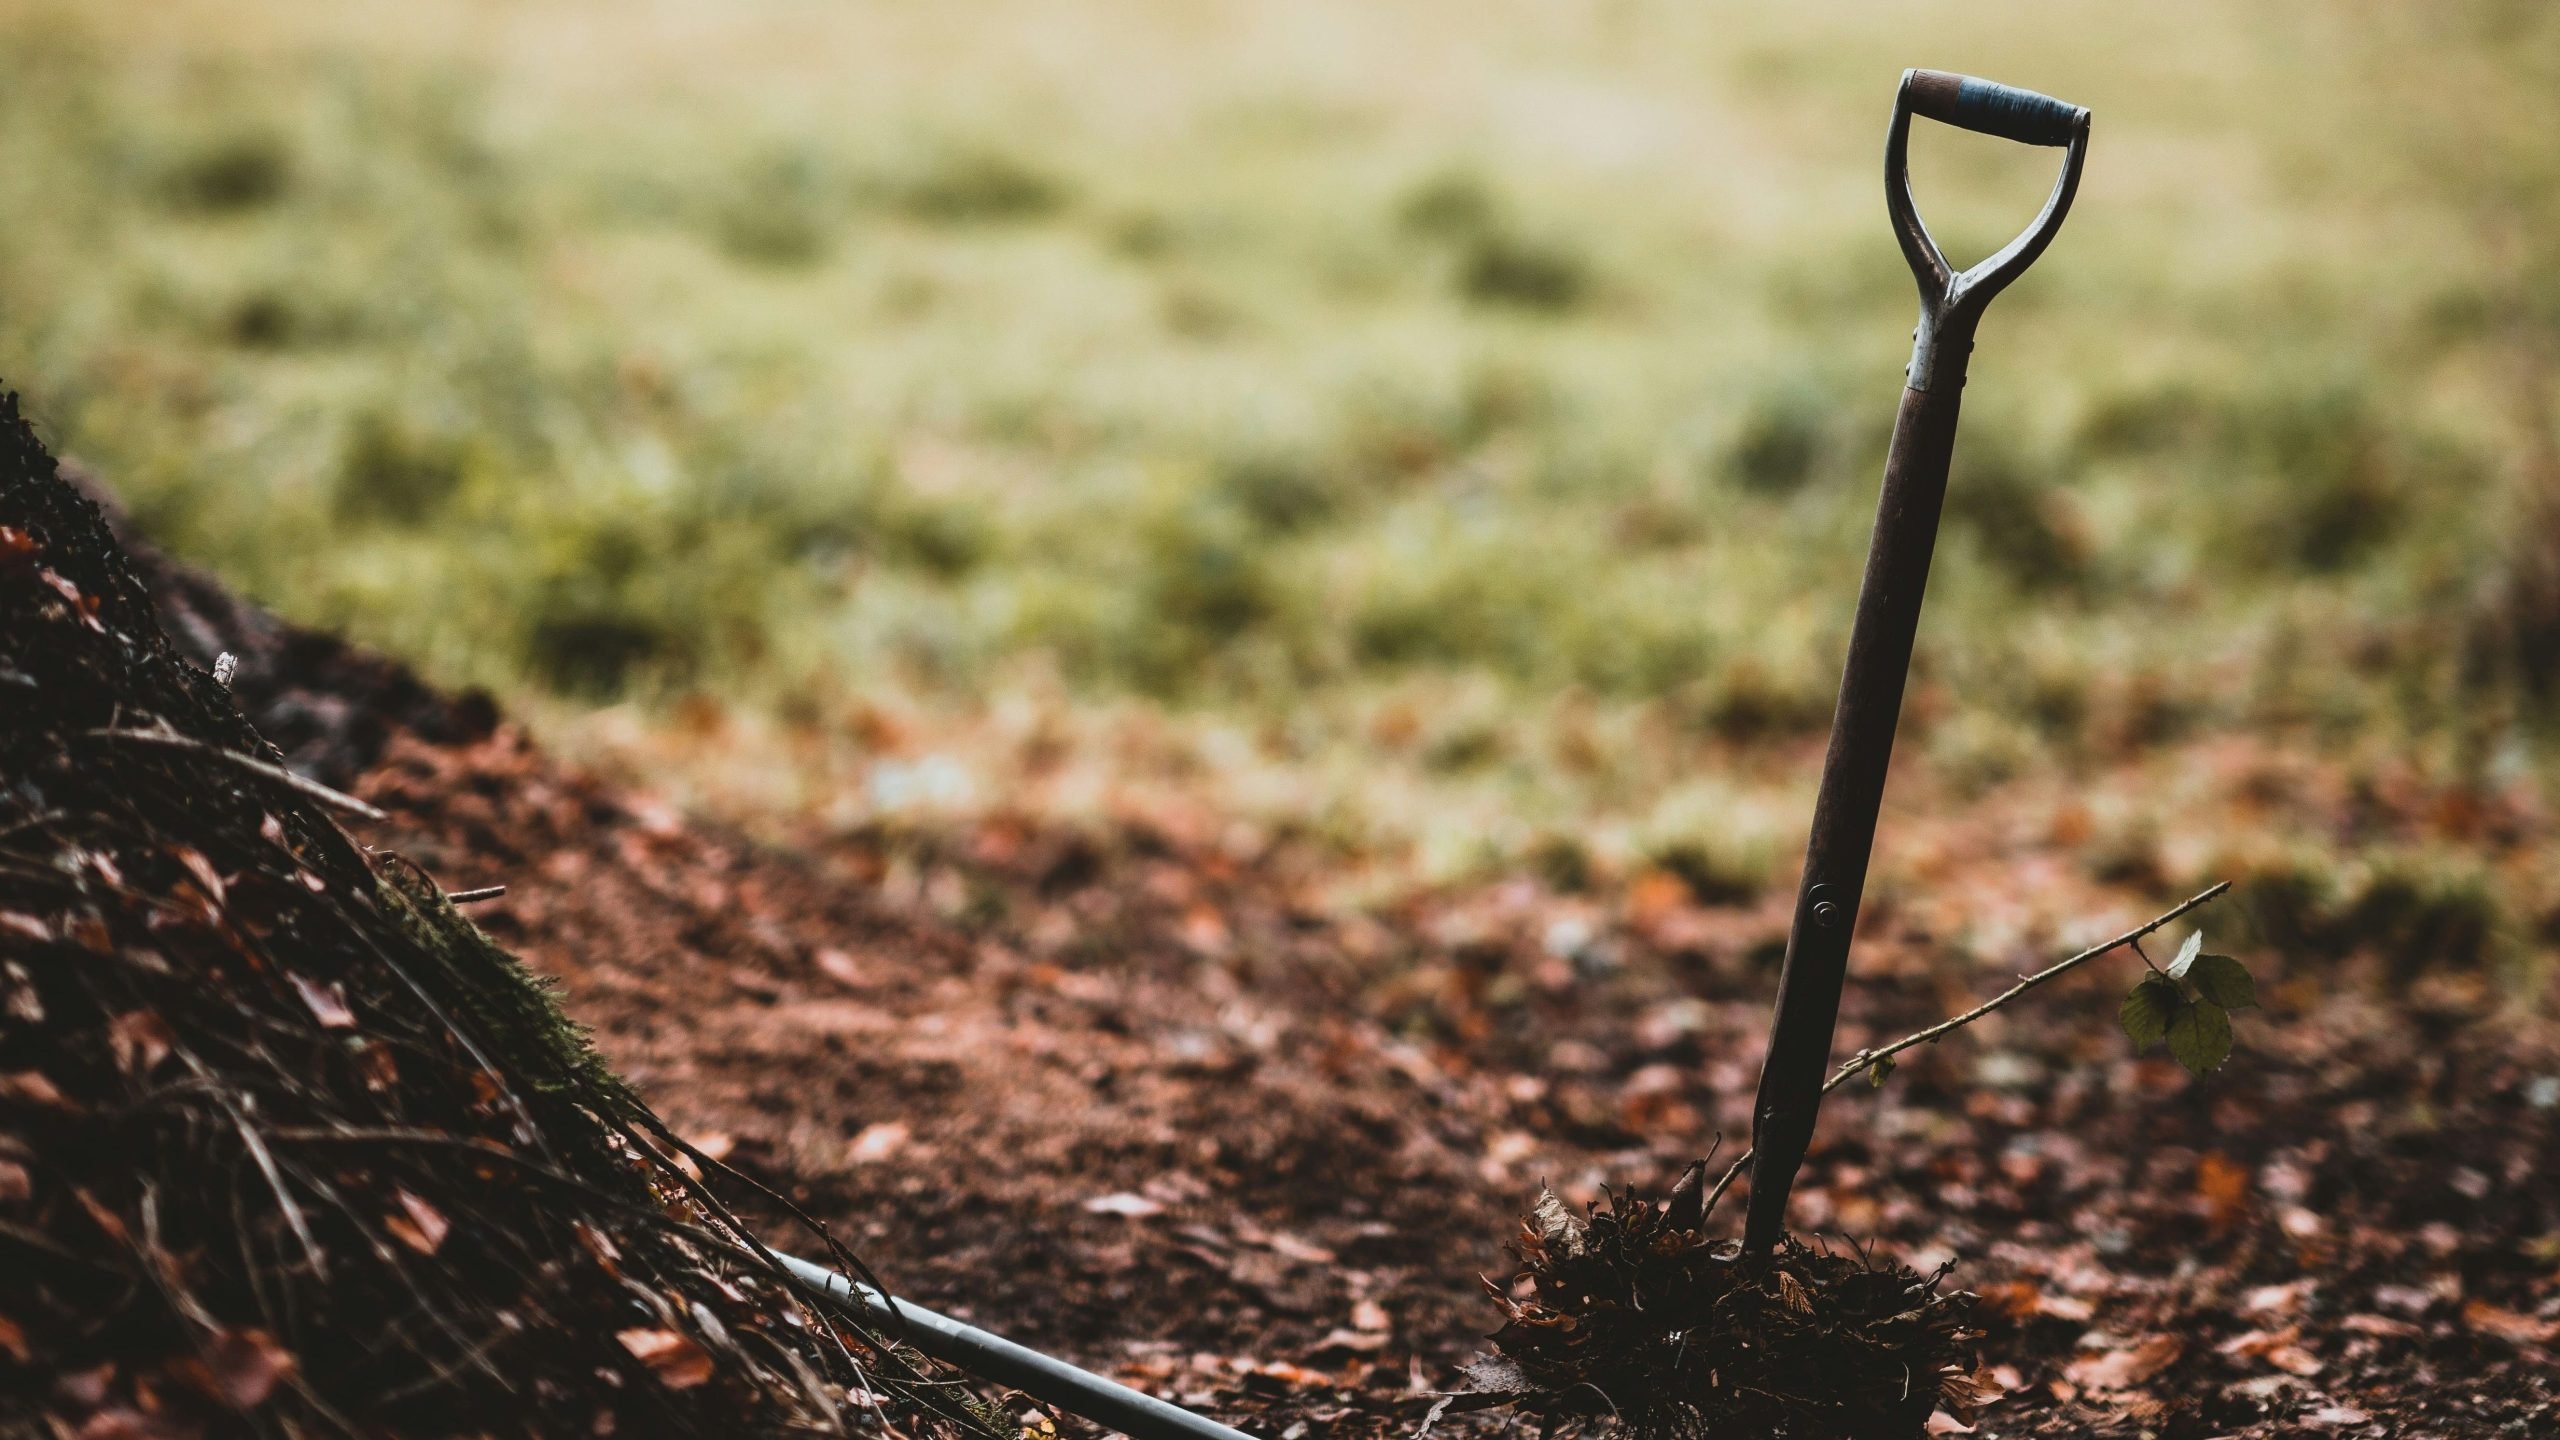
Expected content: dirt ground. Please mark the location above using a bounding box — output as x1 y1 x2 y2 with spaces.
145 535 2560 1439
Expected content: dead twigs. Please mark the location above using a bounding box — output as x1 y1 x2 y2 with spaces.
86 726 389 822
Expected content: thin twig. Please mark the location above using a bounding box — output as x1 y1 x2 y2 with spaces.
446 886 505 904
1701 881 2231 1223
1820 881 2232 1093
85 727 387 822
179 1056 331 1283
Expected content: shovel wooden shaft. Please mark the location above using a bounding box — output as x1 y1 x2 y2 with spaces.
1742 375 1965 1255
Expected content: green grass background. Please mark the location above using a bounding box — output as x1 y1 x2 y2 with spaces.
4 0 2558 955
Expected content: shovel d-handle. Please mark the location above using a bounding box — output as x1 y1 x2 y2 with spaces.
1740 72 2089 1257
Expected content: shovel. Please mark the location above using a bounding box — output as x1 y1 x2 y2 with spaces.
1741 70 2091 1255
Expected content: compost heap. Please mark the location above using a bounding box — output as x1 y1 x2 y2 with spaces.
0 390 999 1439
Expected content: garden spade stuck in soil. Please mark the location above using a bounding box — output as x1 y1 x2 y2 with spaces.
763 67 2101 1440
797 68 2102 1440
810 67 2097 1440
1744 68 2092 1257
1435 69 2098 1440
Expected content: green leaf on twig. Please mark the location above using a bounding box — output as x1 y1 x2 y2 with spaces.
2184 953 2257 1010
2166 996 2234 1075
2118 974 2182 1051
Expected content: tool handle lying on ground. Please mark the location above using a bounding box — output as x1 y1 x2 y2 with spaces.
777 1252 1258 1440
1741 71 2090 1257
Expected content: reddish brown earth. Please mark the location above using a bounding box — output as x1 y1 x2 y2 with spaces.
136 526 2560 1439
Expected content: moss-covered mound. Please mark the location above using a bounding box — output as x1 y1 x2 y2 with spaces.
0 390 996 1439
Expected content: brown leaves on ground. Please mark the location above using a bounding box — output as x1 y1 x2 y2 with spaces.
384 1190 451 1256
618 1328 717 1389
333 705 2560 1439
171 1328 298 1411
2063 1334 2181 1391
54 418 2560 1439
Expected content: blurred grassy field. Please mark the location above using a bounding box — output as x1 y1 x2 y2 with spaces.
5 0 2559 937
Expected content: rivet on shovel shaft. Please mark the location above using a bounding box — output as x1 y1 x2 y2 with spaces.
1741 70 2092 1257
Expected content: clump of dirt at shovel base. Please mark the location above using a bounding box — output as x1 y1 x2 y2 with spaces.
0 390 1000 1440
1437 1165 1987 1439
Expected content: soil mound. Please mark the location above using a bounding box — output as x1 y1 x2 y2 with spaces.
0 393 993 1439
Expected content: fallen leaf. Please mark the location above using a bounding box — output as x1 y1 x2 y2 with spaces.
353 1041 399 1092
814 947 864 987
2303 1405 2372 1429
2464 1300 2560 1345
38 567 105 631
575 1221 624 1276
1774 1270 1814 1314
1626 869 1691 925
1313 1327 1390 1353
2240 1280 2311 1317
1937 1362 2007 1423
2063 1334 2180 1391
0 1070 73 1109
2040 1293 2096 1323
685 1132 735 1163
1979 1281 2091 1322
287 973 355 1029
0 1313 26 1362
848 1122 908 1164
0 1159 28 1202
69 1407 196 1439
56 1363 114 1407
2218 1326 2320 1376
175 1327 297 1410
2196 1151 2251 1227
617 1327 715 1389
108 1011 174 1077
1178 904 1231 954
1351 1299 1390 1333
1262 1231 1336 1264
171 847 226 905
1977 1282 2038 1320
0 965 34 1025
1083 1192 1164 1218
385 1190 450 1256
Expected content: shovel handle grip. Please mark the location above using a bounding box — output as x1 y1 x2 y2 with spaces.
1904 69 2083 147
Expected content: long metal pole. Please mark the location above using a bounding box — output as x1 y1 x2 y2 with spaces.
776 1252 1259 1440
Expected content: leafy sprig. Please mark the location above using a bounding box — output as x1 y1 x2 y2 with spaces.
2119 930 2257 1076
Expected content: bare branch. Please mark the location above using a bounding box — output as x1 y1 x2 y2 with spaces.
1701 881 2232 1225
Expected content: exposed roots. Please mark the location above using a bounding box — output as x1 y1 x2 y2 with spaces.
1440 1167 1990 1440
